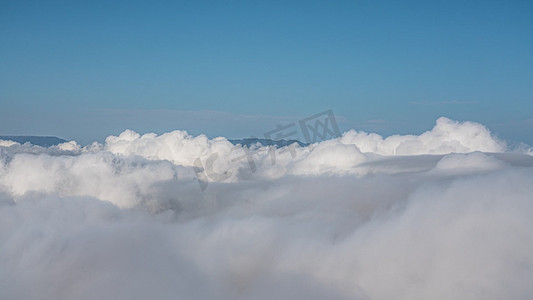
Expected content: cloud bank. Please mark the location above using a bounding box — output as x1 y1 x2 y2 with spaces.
1 117 532 300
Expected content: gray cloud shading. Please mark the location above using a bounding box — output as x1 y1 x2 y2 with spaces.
1 117 532 300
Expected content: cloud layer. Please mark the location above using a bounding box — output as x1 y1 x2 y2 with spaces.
1 117 532 300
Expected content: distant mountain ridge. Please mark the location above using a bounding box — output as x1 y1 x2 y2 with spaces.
0 136 67 147
0 136 307 148
229 138 308 148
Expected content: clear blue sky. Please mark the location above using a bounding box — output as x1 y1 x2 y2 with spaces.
1 0 532 145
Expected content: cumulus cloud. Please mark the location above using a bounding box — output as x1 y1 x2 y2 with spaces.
340 117 506 155
0 140 19 147
0 117 532 300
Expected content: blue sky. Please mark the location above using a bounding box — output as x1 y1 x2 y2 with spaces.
1 0 532 144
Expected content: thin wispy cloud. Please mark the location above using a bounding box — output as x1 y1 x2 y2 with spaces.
408 100 479 105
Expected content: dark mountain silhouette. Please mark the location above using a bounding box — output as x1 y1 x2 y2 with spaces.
0 136 67 147
229 138 308 148
0 136 306 148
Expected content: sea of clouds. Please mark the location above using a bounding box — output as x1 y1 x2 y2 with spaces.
1 117 532 300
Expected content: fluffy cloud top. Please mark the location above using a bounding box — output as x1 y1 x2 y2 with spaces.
0 117 532 300
340 117 506 155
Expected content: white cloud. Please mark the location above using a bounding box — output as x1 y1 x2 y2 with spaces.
0 140 19 147
0 117 532 300
340 117 506 155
